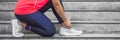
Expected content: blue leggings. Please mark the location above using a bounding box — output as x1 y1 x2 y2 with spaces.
15 0 64 37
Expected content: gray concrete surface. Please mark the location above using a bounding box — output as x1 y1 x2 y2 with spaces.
0 39 119 40
0 34 120 40
0 23 119 34
1 0 120 2
1 2 120 11
0 0 120 40
1 12 120 21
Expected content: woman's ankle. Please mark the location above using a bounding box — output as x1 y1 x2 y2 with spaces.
21 22 26 28
25 24 31 30
61 21 72 29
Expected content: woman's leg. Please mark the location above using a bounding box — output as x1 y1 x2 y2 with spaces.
15 11 56 37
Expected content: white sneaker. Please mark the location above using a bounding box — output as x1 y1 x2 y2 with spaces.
59 27 83 36
11 19 24 37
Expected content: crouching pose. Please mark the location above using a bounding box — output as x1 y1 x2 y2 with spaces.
12 0 83 37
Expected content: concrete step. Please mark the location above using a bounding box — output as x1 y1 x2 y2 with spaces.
1 0 120 2
0 1 120 40
0 34 120 40
0 21 120 34
1 2 120 12
0 12 120 21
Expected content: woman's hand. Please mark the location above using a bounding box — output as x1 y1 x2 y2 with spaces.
61 20 72 29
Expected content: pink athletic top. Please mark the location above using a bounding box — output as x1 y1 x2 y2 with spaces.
14 0 48 15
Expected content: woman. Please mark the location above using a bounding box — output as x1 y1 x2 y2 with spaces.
12 0 83 37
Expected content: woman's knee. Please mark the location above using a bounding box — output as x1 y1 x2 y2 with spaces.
41 30 56 37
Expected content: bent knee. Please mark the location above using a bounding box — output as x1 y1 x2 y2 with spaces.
41 30 56 37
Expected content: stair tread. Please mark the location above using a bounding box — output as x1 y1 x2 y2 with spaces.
2 2 120 11
1 34 120 38
0 21 120 24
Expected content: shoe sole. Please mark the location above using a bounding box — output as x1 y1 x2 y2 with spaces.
59 31 83 36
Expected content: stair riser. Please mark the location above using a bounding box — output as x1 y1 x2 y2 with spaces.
1 2 120 11
0 12 120 21
2 38 120 40
1 0 120 2
0 23 120 34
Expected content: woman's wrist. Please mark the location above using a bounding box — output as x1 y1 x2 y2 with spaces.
64 19 69 22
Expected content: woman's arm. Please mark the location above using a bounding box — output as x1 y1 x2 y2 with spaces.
52 0 71 29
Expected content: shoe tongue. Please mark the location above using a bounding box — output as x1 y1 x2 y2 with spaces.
61 27 69 31
69 28 77 32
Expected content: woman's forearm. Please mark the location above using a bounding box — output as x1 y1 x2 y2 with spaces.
52 0 68 21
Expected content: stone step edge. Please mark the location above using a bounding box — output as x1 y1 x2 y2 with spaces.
0 34 120 39
0 21 120 24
